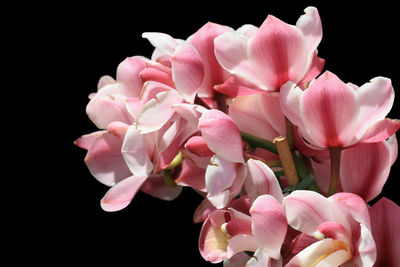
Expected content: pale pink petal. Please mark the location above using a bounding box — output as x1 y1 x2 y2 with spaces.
116 56 147 97
206 155 237 208
357 118 400 144
301 71 359 148
188 22 232 98
340 142 391 202
97 75 115 90
297 52 325 85
258 92 286 136
295 6 322 52
199 210 229 263
249 15 308 90
142 32 179 56
86 90 134 129
214 31 265 90
140 81 174 102
387 134 398 165
122 125 154 177
124 97 144 120
283 190 342 236
107 121 129 141
236 24 258 37
171 43 204 103
175 156 206 192
352 224 376 267
213 75 263 97
100 175 148 212
250 195 287 259
245 159 283 204
171 103 207 127
279 81 304 128
193 198 217 224
199 109 244 163
286 239 349 267
246 249 282 267
140 174 182 200
226 234 259 258
83 131 131 186
136 90 183 134
369 197 400 267
355 77 394 139
74 131 104 150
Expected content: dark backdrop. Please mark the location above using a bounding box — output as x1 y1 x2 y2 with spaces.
41 1 400 265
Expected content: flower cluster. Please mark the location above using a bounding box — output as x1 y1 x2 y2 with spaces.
75 7 400 266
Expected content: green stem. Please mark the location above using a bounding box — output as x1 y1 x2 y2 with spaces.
240 131 278 154
327 148 342 196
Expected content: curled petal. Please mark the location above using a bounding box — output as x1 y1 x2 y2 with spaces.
142 32 179 56
296 6 322 52
358 118 400 144
116 56 147 97
100 175 148 212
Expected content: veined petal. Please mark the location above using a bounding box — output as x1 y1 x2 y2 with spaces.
250 195 287 259
301 71 358 148
171 43 204 103
369 198 400 267
249 15 308 90
100 175 148 212
245 159 283 204
199 109 244 163
136 90 183 134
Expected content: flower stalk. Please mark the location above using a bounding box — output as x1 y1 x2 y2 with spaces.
273 136 299 186
327 148 342 196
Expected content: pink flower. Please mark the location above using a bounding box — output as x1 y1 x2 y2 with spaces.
214 6 324 93
280 71 400 149
283 191 376 266
369 197 400 266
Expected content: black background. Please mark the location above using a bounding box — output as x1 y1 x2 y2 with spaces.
25 0 400 265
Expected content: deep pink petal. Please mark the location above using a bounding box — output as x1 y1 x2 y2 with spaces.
245 159 283 204
250 195 287 259
100 175 148 212
139 67 174 88
184 136 214 157
301 71 358 148
369 197 400 267
175 157 206 192
171 43 204 103
199 109 244 163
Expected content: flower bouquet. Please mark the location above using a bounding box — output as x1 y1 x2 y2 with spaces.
75 6 400 266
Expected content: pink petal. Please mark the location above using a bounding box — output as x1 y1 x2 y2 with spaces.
279 81 304 128
100 175 148 212
223 252 251 267
213 75 263 97
139 81 174 102
184 136 214 157
226 234 259 259
189 22 232 98
121 125 154 177
136 90 183 134
140 174 182 200
124 97 144 120
214 31 265 90
198 210 229 263
74 131 104 150
301 71 359 148
175 157 206 192
116 56 147 97
245 159 283 204
142 32 179 56
206 155 238 209
139 67 174 88
97 75 115 89
250 195 287 259
199 109 244 163
171 43 204 103
340 141 392 202
358 118 400 144
297 52 325 85
193 198 217 224
249 15 308 90
83 130 131 186
295 7 322 52
171 103 207 127
353 224 376 267
355 77 394 139
369 197 400 267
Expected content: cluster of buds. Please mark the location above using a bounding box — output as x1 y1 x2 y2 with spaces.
75 7 400 266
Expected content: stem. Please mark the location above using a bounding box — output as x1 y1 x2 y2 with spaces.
327 148 342 196
273 136 299 186
240 131 278 154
